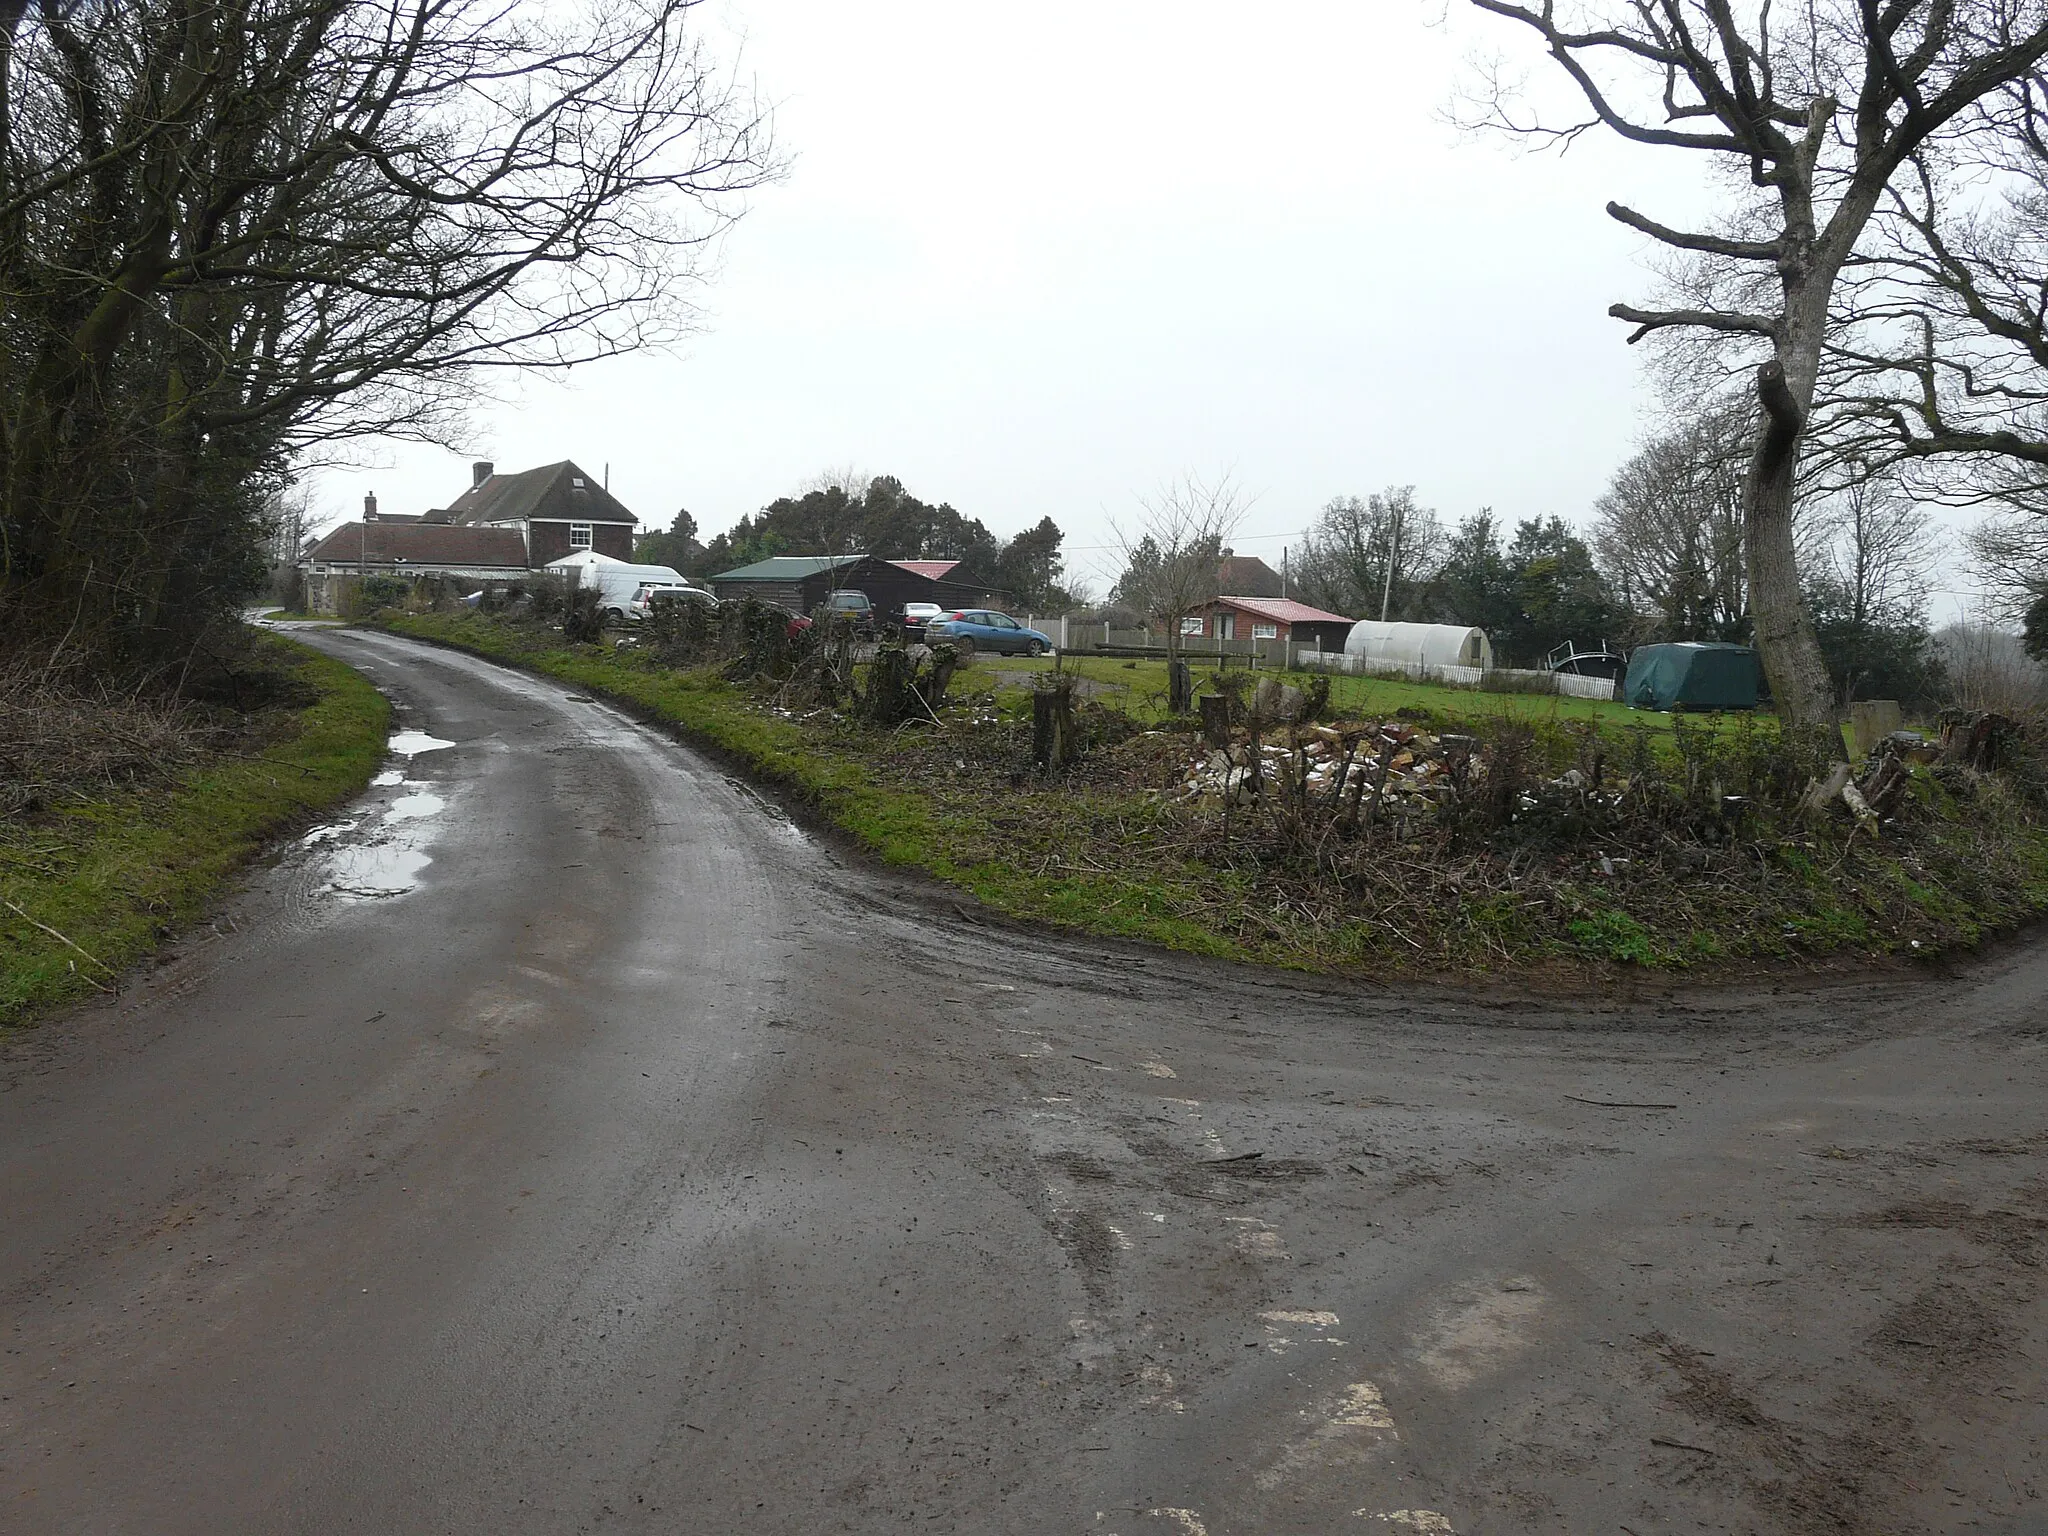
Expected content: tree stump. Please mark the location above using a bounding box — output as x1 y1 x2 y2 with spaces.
1198 692 1232 748
1032 680 1078 769
1940 710 2015 771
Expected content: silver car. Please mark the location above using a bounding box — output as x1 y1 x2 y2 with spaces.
628 583 717 622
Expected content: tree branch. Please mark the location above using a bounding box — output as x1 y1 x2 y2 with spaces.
1609 302 1779 343
1606 199 1779 259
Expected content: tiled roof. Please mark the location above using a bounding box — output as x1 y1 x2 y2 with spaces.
444 461 638 527
303 522 531 569
1213 594 1353 625
1217 555 1283 597
891 560 960 580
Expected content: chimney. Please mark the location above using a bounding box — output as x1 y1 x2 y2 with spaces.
363 492 378 521
472 461 494 488
1221 546 1234 559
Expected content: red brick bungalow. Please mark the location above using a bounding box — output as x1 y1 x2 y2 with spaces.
1181 594 1355 651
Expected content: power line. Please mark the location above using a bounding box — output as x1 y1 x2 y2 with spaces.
1062 528 1309 553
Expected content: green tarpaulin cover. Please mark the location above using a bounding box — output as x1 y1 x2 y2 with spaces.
1623 642 1760 711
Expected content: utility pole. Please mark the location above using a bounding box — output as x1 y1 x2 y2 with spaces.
1378 504 1402 622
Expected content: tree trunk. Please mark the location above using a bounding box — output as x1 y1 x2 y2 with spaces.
1742 359 1840 756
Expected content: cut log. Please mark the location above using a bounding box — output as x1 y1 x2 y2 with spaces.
1840 777 1878 834
1797 761 1852 821
1858 755 1910 819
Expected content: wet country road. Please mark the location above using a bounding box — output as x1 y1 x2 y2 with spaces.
5 626 2048 1535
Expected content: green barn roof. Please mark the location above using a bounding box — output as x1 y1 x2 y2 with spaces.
711 554 866 581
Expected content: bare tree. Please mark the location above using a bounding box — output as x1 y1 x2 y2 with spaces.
1593 411 1750 640
1464 0 2048 749
1109 474 1248 661
1963 493 2048 619
1936 619 2048 713
1291 489 1446 621
1808 473 1938 627
261 484 317 568
1821 117 2048 483
0 0 776 675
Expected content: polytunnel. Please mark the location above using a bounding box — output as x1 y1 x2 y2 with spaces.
1343 620 1493 672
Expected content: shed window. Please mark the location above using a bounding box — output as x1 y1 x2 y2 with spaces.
1251 622 1278 640
569 523 593 550
1180 615 1204 636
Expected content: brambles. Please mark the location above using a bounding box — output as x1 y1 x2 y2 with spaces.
562 590 604 645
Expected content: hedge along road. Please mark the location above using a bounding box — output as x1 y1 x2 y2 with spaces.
3 626 2044 1536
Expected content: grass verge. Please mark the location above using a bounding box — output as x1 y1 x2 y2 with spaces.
0 637 390 1027
373 611 2048 980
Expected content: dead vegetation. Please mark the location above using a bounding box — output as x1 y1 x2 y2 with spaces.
0 669 198 817
0 637 328 819
843 656 2048 968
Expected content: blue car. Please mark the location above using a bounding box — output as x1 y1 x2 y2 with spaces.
925 609 1053 657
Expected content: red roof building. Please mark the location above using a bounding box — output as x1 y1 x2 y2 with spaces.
1182 594 1354 650
890 559 961 580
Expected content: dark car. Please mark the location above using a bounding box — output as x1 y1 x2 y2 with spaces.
822 588 875 636
924 609 1053 657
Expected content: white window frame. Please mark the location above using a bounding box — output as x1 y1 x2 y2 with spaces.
1251 621 1279 640
1180 615 1205 636
569 523 593 550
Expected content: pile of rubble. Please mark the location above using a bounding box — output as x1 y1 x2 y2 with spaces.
1171 721 1471 810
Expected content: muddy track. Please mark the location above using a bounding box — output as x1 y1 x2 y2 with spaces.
3 626 2043 1535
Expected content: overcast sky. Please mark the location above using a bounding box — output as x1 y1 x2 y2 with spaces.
312 1 1977 611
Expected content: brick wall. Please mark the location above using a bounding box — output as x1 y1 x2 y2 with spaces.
525 521 632 564
527 521 571 564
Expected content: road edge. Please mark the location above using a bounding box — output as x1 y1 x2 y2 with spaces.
0 634 391 1031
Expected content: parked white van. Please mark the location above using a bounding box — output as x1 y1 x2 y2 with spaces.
544 551 693 624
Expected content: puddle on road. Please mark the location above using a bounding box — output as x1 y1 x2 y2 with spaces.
291 733 460 902
324 844 434 900
388 730 456 757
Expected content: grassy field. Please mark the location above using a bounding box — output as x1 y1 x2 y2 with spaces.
0 638 390 1027
969 652 1695 733
374 610 2048 980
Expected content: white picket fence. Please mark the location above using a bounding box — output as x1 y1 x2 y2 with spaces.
1020 616 1622 698
1292 650 1618 700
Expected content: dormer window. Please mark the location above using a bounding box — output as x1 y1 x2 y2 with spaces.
569 523 593 549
